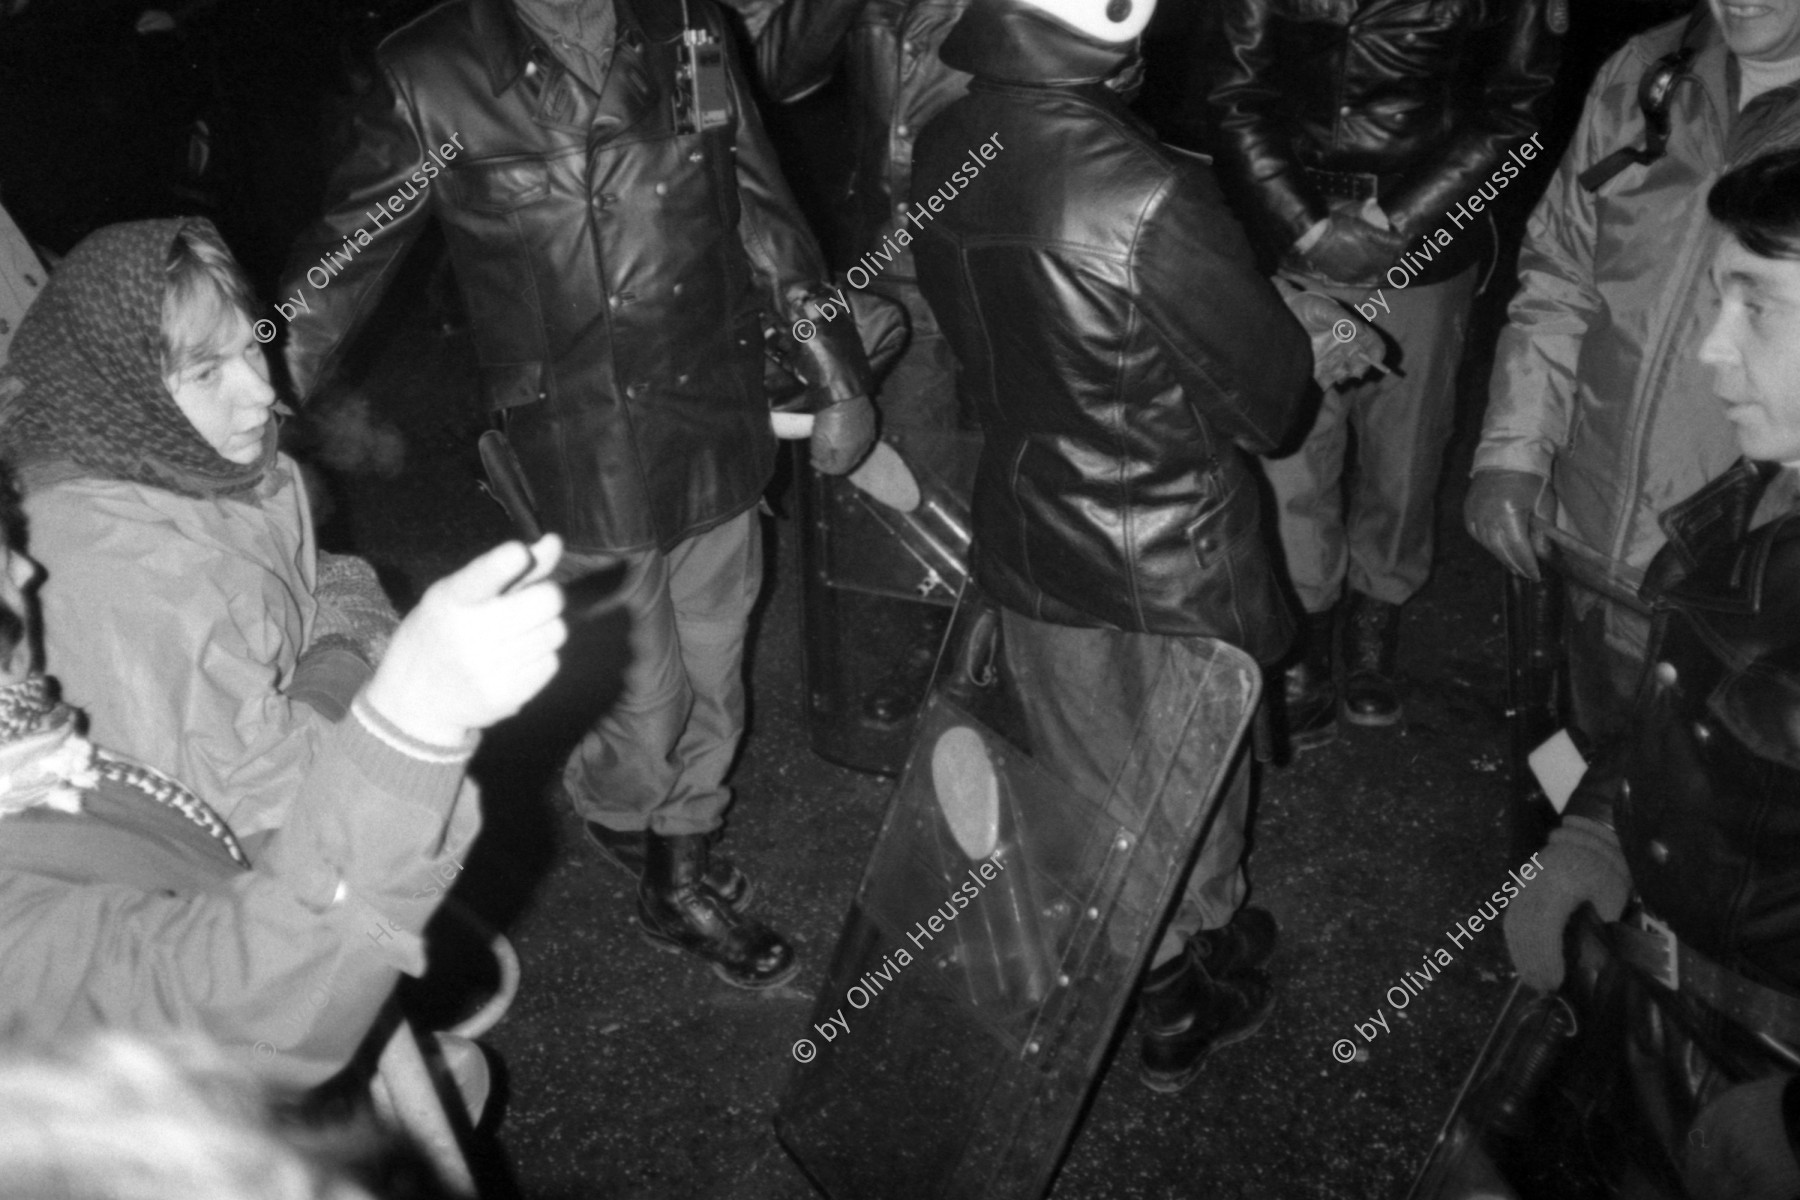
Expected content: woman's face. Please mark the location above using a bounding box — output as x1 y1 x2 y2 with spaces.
162 303 276 465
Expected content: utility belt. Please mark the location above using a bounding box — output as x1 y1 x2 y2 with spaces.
1609 909 1800 1049
1301 166 1403 205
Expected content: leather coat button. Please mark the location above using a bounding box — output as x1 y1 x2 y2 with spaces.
1692 721 1712 745
654 182 668 196
1655 662 1678 687
1648 840 1671 864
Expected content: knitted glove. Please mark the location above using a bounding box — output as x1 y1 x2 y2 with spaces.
1502 815 1632 991
312 552 400 664
1684 1076 1800 1200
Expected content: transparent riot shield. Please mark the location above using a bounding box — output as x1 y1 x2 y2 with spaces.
775 609 1260 1200
799 427 981 776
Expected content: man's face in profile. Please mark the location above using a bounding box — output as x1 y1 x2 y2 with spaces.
1700 235 1800 463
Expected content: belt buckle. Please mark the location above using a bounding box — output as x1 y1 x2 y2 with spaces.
1639 911 1680 990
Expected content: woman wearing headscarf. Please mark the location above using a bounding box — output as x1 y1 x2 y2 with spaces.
0 217 395 839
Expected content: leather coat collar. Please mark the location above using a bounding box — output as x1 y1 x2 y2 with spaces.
1648 457 1787 616
939 0 1133 87
473 0 679 95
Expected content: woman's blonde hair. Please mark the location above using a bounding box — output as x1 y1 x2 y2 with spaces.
0 1032 374 1200
159 222 257 380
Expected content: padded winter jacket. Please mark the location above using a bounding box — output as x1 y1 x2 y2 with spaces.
24 458 367 839
1475 13 1800 661
282 0 870 554
0 695 480 1089
912 3 1310 661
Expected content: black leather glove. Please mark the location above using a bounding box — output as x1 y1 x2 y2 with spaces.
810 394 876 475
1298 214 1405 286
1465 468 1555 582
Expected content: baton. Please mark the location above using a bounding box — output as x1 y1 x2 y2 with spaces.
1528 517 1650 615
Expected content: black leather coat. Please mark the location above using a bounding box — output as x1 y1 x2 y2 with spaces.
912 4 1310 662
739 0 970 282
1570 460 1800 995
282 0 869 553
1203 0 1559 281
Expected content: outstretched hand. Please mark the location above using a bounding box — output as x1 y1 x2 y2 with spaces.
364 536 567 747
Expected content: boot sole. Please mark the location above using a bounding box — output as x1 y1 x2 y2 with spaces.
1340 704 1402 728
1288 723 1339 753
1138 991 1277 1095
637 925 801 991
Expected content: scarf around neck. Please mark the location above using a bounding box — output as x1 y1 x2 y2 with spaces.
0 218 274 499
0 676 96 818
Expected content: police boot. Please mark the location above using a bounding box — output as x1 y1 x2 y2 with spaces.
1137 937 1275 1094
584 820 753 912
638 833 798 990
1281 606 1338 754
1341 592 1403 726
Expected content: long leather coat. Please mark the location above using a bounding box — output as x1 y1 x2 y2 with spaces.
282 0 870 553
1570 460 1800 995
912 4 1310 662
1203 0 1558 281
1476 14 1800 664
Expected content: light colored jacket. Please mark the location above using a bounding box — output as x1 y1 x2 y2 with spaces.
0 697 479 1089
24 455 368 838
1475 12 1800 657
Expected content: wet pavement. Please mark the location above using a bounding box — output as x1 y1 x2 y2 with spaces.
316 259 1531 1200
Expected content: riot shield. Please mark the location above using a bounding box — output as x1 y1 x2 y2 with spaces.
775 617 1259 1200
799 427 981 775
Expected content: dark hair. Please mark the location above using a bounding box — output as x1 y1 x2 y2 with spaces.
1708 147 1800 261
0 458 20 553
0 460 22 667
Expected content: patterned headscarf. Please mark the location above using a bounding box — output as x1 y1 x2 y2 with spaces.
0 218 274 498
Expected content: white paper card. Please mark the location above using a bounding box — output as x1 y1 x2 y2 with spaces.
1528 728 1588 814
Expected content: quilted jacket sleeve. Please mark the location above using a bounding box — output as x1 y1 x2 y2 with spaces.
28 480 366 840
1475 50 1624 479
0 699 479 1091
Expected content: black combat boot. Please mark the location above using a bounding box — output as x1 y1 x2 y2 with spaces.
1281 606 1338 754
1341 592 1403 726
1188 906 1279 978
584 821 752 911
1137 937 1275 1094
638 833 797 989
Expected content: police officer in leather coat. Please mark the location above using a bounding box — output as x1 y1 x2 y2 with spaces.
1201 0 1559 749
913 0 1325 1094
1504 149 1800 1200
281 0 876 990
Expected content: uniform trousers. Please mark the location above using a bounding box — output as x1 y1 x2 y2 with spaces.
558 509 760 837
998 609 1254 967
1267 267 1477 613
